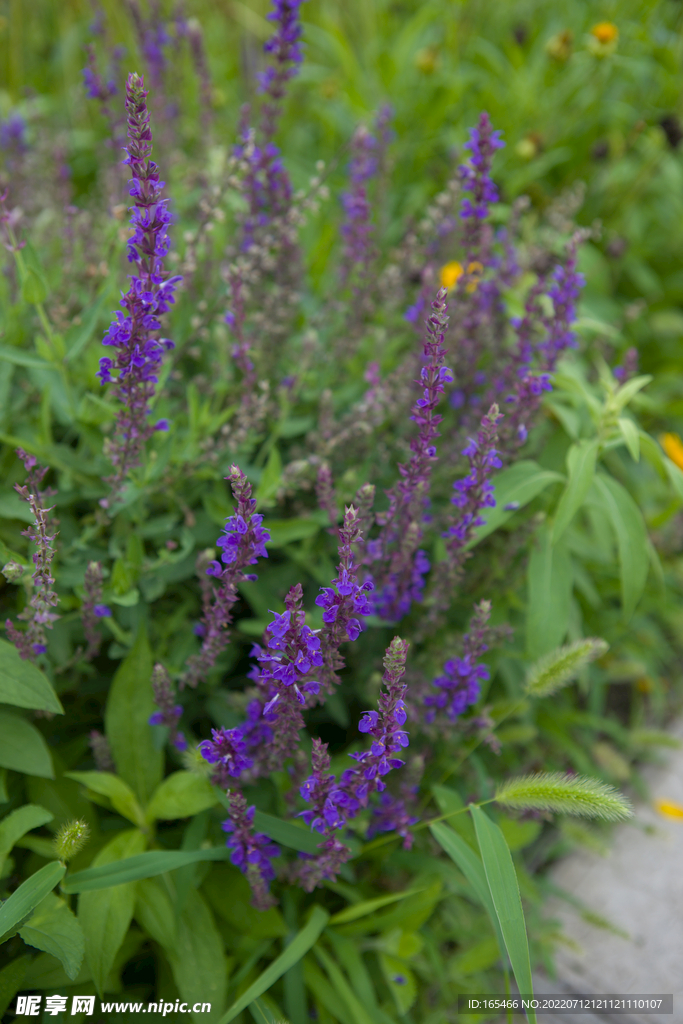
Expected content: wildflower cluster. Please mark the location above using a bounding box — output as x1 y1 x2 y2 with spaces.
149 663 187 752
80 561 111 662
369 288 453 621
294 637 411 888
98 72 181 507
182 465 270 689
5 449 59 661
425 601 493 725
222 791 280 911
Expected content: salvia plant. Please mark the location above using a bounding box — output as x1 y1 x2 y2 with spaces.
0 1 682 1022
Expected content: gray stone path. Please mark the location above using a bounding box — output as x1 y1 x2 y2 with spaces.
534 719 683 1024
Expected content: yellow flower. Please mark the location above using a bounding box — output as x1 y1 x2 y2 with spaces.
655 798 683 821
591 22 618 45
439 260 483 293
660 432 683 471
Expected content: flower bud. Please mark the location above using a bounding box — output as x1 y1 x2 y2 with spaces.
2 561 25 583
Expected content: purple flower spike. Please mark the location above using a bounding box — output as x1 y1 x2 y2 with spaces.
293 738 353 891
181 466 270 689
78 562 109 662
150 663 187 753
257 0 307 142
222 791 280 910
459 112 505 255
424 600 493 729
98 72 182 510
369 288 452 621
4 449 59 663
199 726 253 785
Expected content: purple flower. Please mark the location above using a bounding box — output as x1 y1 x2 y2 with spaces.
98 73 182 509
181 466 270 689
459 112 505 227
424 600 493 727
0 114 28 154
79 562 109 662
257 0 307 141
221 791 280 910
369 288 452 621
4 450 59 662
305 637 411 840
199 726 253 783
149 663 187 751
292 738 353 891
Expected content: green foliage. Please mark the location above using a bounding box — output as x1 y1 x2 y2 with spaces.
18 892 85 980
494 772 634 820
221 907 329 1023
78 829 146 996
0 639 63 713
104 627 163 804
0 712 54 778
3 0 683 1016
0 862 66 942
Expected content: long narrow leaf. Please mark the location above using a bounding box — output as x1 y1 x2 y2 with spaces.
469 807 536 1024
329 886 427 924
429 822 505 959
552 439 598 543
0 862 65 941
314 945 376 1024
62 847 231 893
219 906 329 1024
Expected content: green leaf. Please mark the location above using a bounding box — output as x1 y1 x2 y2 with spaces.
314 944 376 1024
0 640 64 713
431 785 477 847
219 906 329 1023
0 345 55 371
0 861 65 942
166 888 228 1022
78 828 146 996
21 265 49 305
65 771 146 827
494 772 633 821
104 625 163 804
470 806 536 1023
19 892 85 980
0 710 54 778
63 847 231 893
663 456 683 501
613 374 652 411
590 474 649 619
255 446 282 509
0 804 54 876
146 771 218 822
524 638 609 698
135 877 177 946
252 809 322 856
378 953 417 1015
329 886 428 925
0 955 31 1018
526 524 572 660
429 822 505 957
468 461 564 547
335 881 442 936
65 285 113 363
617 418 640 461
551 439 598 543
202 864 287 939
264 517 321 547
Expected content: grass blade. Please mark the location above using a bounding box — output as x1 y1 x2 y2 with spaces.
429 822 505 959
0 861 65 941
470 806 536 1024
62 847 231 893
219 906 329 1024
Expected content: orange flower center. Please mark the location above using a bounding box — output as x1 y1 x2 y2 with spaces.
591 22 618 44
